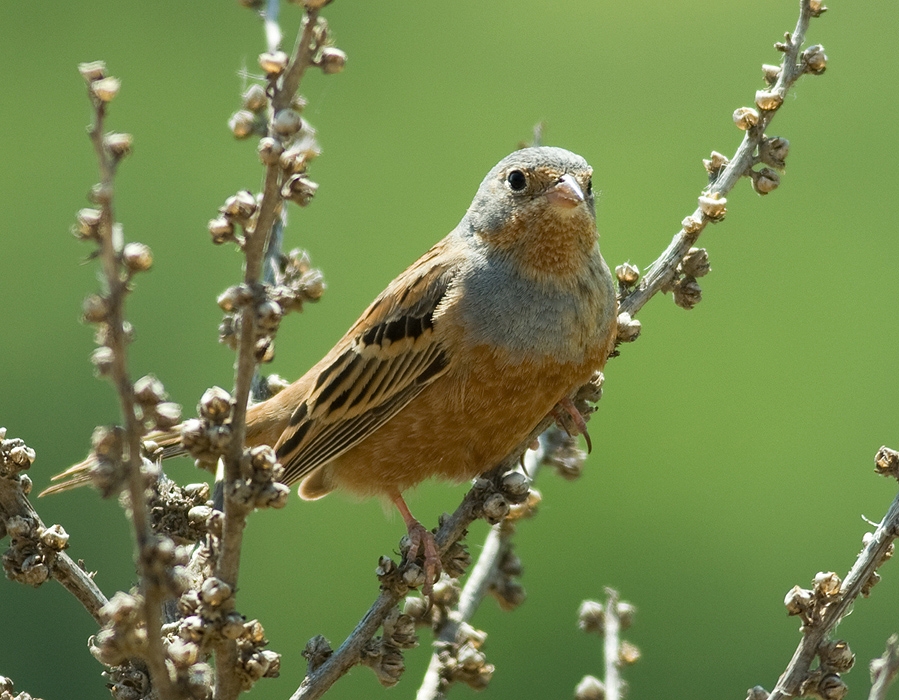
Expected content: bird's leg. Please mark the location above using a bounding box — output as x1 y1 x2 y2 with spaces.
551 396 593 453
390 489 440 596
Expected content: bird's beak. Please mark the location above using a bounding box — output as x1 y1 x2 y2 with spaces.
544 174 585 209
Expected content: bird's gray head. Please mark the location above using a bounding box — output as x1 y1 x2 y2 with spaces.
462 146 595 237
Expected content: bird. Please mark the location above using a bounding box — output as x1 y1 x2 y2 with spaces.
46 146 619 589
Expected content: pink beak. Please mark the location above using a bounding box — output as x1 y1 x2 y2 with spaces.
545 174 585 209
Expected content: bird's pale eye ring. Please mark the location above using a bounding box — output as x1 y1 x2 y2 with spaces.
506 169 527 192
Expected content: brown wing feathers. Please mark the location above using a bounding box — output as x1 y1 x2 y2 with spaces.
274 251 456 486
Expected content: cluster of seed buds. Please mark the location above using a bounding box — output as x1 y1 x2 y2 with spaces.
228 84 269 141
874 446 899 480
576 594 639 700
102 664 150 700
0 428 35 480
1 515 68 588
83 425 154 498
228 445 290 510
140 534 191 599
359 607 418 687
543 425 588 481
302 634 333 674
404 575 461 628
488 544 526 612
431 621 494 691
378 530 470 598
234 619 282 691
149 480 215 545
180 387 234 471
90 592 151 667
784 571 845 627
218 278 310 363
0 676 41 700
668 246 710 310
267 248 326 314
472 468 531 526
174 576 280 692
208 190 259 248
78 61 133 167
133 374 183 433
796 638 855 700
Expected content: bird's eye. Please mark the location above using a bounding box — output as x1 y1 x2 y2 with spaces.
507 170 527 192
586 178 593 195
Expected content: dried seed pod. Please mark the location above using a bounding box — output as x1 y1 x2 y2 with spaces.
615 262 639 285
755 89 783 111
242 83 268 112
751 167 781 195
698 193 727 220
104 132 133 159
91 76 121 102
229 109 257 140
803 44 827 75
122 242 153 272
258 50 289 76
762 64 782 86
733 106 759 130
318 47 347 74
258 137 284 166
79 60 107 83
272 109 303 138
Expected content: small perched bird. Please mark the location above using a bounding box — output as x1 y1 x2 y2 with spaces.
48 146 618 586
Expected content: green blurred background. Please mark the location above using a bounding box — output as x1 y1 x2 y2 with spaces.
2 1 898 698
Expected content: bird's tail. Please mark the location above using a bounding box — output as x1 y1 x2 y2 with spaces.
39 426 185 497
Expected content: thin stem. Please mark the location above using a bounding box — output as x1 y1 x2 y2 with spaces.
86 95 176 700
213 8 323 700
620 0 818 318
603 588 622 700
768 491 899 700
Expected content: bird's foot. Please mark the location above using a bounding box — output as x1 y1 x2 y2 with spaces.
551 396 593 453
403 519 441 598
391 490 441 597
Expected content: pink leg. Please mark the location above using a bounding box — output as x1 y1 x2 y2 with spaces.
552 397 593 453
390 490 440 596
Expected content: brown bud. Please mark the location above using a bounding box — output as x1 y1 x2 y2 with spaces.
616 311 641 344
272 109 303 138
242 83 268 112
91 76 121 102
258 50 289 76
82 294 109 324
762 64 782 86
803 44 827 75
75 208 102 240
258 137 284 166
751 167 780 195
208 216 236 245
318 47 347 74
123 242 153 272
281 174 319 206
104 132 133 159
575 675 606 700
698 193 727 220
615 262 639 286
680 247 710 278
755 89 783 111
228 109 257 139
733 107 759 130
78 60 107 83
759 136 790 169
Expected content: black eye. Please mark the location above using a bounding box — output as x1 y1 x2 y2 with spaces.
586 178 593 195
507 170 527 192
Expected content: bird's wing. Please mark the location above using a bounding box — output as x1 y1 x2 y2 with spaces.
275 240 459 486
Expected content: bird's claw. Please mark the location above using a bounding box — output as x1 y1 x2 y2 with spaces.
404 519 441 598
551 397 593 452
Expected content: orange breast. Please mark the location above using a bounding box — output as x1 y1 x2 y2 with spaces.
311 337 611 499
